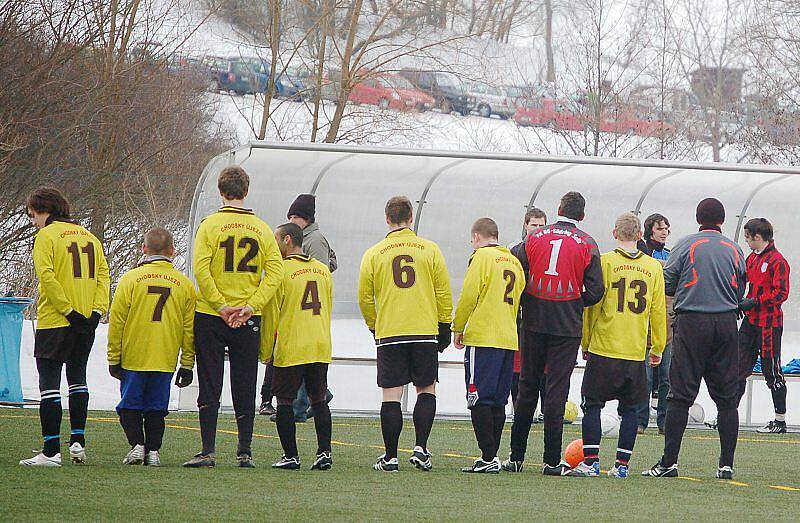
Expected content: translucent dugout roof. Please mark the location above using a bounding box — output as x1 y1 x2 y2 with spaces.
191 142 800 331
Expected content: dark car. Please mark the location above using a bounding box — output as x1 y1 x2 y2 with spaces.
398 69 475 116
207 56 270 95
275 65 314 100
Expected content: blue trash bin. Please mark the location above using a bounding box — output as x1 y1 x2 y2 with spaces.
0 297 32 405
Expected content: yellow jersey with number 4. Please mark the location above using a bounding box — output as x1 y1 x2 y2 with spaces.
358 228 452 344
453 245 525 351
261 254 332 367
193 206 283 316
107 259 196 372
32 220 110 330
582 248 667 361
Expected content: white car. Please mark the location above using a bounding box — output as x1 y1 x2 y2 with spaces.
466 83 515 119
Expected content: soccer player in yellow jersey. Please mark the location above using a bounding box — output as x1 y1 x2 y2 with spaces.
20 188 110 467
107 228 196 467
453 218 525 474
261 223 334 471
183 166 283 469
573 213 667 478
359 196 453 472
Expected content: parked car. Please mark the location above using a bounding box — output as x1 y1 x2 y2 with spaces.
513 96 583 131
275 65 315 100
465 82 515 119
349 75 434 111
207 56 270 95
398 69 475 116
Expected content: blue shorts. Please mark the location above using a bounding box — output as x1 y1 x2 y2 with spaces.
464 346 515 408
116 370 173 414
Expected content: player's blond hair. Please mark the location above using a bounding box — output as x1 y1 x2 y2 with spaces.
615 213 642 242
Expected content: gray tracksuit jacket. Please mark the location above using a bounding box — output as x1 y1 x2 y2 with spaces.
664 227 746 313
302 222 337 272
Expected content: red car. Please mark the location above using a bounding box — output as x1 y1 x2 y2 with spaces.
513 97 584 131
349 74 434 111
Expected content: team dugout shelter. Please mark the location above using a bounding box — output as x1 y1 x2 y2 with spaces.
186 142 800 428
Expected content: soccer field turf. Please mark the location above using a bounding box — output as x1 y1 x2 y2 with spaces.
1 411 797 521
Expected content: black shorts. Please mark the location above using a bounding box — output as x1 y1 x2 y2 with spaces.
377 342 438 388
272 363 329 402
34 325 95 363
669 311 739 409
581 353 647 407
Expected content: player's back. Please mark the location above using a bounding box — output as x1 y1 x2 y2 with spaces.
111 259 195 371
265 254 333 366
33 220 109 329
583 249 666 361
193 205 280 315
521 220 602 337
359 228 452 341
454 246 525 351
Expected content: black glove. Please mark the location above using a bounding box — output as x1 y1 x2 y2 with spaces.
66 310 88 327
739 298 757 312
175 367 194 388
437 322 452 353
108 364 123 380
87 311 101 330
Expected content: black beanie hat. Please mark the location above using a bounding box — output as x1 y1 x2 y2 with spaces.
696 197 725 226
288 194 315 222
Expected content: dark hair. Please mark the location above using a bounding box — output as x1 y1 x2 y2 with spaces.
276 222 303 248
558 191 585 221
218 166 250 200
385 196 413 225
525 207 547 225
144 227 174 255
744 218 773 242
696 197 725 226
643 213 670 240
471 217 499 239
27 187 71 221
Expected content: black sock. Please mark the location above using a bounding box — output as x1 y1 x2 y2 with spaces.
236 412 254 457
413 393 436 451
119 409 145 447
543 407 565 467
380 401 403 460
470 405 496 461
510 399 535 462
717 407 739 468
198 402 219 455
616 407 638 466
144 411 166 452
581 404 601 465
67 384 88 446
491 406 506 458
276 404 298 458
661 401 689 467
313 401 332 453
772 386 787 416
40 396 62 457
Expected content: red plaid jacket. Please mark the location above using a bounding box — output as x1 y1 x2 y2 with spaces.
745 242 790 328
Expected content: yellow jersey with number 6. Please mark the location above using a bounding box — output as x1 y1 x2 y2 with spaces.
358 228 452 344
260 254 332 367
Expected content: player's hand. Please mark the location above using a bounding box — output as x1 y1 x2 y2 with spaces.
87 311 102 330
369 329 376 343
175 367 193 388
230 305 254 328
66 310 88 327
582 351 589 361
219 306 238 325
437 322 452 353
454 333 465 350
739 298 756 312
649 353 662 367
108 364 123 380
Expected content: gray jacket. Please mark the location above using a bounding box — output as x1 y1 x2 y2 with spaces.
664 229 746 313
302 222 337 272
